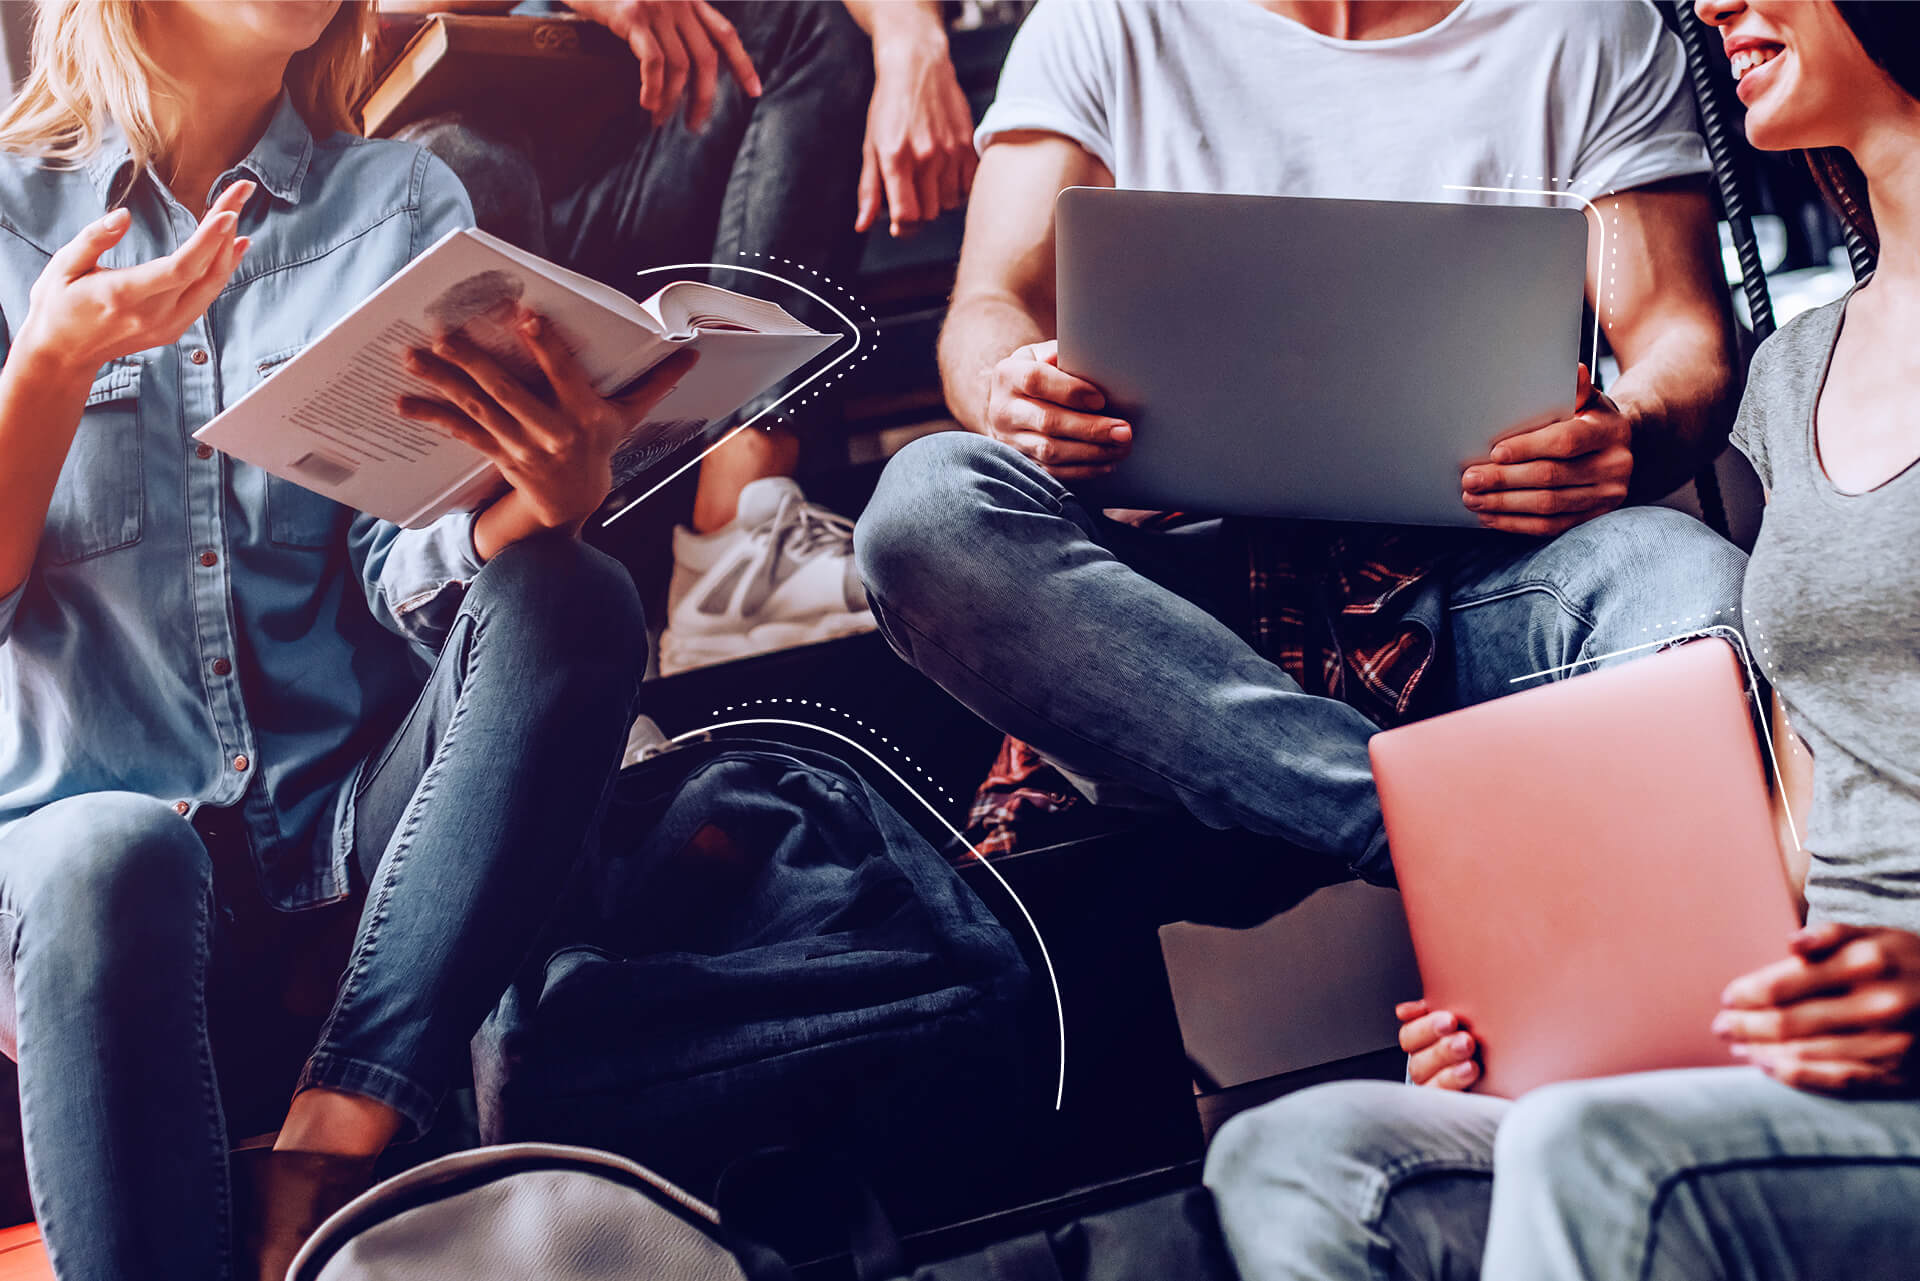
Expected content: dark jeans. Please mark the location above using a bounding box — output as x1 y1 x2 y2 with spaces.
403 1 871 316
0 535 645 1281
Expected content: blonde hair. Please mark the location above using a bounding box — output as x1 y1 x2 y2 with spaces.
0 1 376 174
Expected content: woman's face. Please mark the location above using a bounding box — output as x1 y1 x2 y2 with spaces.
158 1 342 62
1694 0 1898 152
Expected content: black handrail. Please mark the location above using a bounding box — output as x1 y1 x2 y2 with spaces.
1670 0 1775 537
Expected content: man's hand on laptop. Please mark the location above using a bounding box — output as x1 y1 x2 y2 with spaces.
986 341 1133 480
1397 998 1480 1091
1459 364 1633 537
1713 921 1920 1096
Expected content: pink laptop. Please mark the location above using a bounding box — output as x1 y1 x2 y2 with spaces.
1368 637 1800 1098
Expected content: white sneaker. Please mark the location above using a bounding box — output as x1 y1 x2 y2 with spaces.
658 477 876 676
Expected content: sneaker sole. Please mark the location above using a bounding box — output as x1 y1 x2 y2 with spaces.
658 610 878 677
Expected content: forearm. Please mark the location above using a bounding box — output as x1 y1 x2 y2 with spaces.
473 489 579 562
0 345 93 596
938 293 1048 436
842 0 946 50
1607 320 1738 501
377 1 517 14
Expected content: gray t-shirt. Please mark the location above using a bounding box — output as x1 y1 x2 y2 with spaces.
1732 293 1920 934
978 0 1709 203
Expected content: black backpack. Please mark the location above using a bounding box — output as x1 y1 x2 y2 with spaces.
471 737 1034 1207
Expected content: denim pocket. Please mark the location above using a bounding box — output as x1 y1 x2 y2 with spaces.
41 360 145 567
255 349 344 550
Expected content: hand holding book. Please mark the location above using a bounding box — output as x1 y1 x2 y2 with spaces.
399 309 698 555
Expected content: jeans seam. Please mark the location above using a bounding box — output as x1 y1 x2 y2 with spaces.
308 608 486 1087
1360 1156 1495 1281
1445 580 1598 632
1635 1154 1920 1281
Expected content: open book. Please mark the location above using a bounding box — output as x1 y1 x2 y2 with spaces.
194 228 839 528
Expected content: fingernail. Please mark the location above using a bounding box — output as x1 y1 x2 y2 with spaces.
1462 469 1484 488
1450 1032 1473 1053
1109 424 1131 442
103 208 130 228
1434 1011 1456 1034
520 313 540 336
1711 1012 1734 1037
1462 493 1482 509
1727 1043 1750 1059
1491 448 1510 463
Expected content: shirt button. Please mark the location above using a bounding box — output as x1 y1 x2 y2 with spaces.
198 550 218 568
174 800 190 816
189 347 210 366
233 754 249 772
211 658 232 677
195 443 215 460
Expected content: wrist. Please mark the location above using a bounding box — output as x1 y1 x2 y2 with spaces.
869 4 948 65
3 331 99 402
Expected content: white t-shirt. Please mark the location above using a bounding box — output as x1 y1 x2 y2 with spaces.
977 0 1708 205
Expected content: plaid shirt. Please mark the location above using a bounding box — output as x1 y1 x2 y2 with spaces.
967 520 1458 858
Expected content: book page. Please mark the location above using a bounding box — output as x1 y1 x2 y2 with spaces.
196 228 838 528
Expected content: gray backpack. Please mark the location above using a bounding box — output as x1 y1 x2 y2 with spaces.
288 1143 797 1281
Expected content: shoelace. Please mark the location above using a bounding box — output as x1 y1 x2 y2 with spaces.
766 492 856 563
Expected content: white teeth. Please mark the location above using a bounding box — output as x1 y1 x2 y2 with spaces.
1730 47 1781 81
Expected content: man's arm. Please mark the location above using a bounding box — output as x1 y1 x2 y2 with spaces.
1593 178 1739 501
938 132 1111 435
1464 178 1737 534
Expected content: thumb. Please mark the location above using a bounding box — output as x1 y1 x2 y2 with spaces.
1574 361 1595 408
54 207 132 280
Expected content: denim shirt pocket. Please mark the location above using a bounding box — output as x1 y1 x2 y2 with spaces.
41 359 145 567
254 347 345 550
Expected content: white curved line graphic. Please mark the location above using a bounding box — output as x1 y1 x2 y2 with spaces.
600 263 865 527
669 717 1069 1111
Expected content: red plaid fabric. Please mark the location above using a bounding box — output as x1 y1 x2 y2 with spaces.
967 521 1449 858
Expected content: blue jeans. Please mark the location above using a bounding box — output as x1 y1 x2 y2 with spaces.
1205 1071 1920 1280
853 434 1748 881
0 535 645 1281
402 1 871 300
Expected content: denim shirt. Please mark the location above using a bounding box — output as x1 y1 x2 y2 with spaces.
0 94 482 909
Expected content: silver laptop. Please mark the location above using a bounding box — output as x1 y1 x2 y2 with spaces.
1055 187 1589 526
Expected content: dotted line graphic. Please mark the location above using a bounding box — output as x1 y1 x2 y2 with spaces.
600 259 870 527
738 252 874 427
706 697 955 808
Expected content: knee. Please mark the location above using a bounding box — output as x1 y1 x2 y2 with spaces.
1494 1078 1646 1192
1206 1081 1406 1202
854 432 1033 610
14 793 209 979
1570 507 1748 641
467 535 648 679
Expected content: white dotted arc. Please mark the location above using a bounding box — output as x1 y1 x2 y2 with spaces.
705 697 954 807
739 253 875 426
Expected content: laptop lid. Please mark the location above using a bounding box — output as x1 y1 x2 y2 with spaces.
1368 638 1800 1098
1056 187 1589 527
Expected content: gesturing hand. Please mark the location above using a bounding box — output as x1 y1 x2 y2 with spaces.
1715 922 1920 1096
857 32 976 236
985 341 1131 480
398 308 698 534
1397 999 1482 1091
568 0 761 131
16 180 253 387
1460 363 1634 536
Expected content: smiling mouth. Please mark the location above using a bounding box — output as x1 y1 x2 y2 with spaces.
1729 45 1783 81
